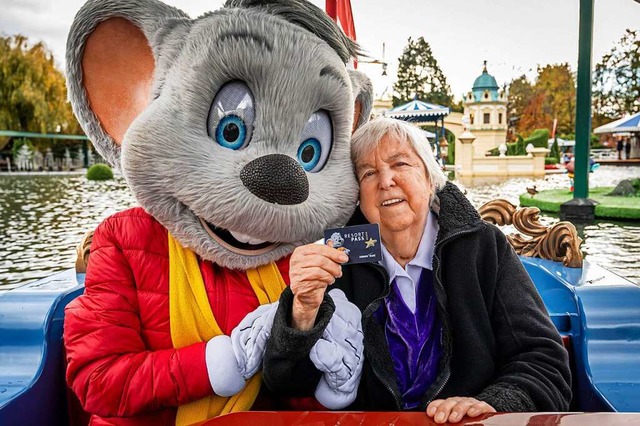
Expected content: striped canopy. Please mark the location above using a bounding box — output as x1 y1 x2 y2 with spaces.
385 100 450 123
594 111 640 134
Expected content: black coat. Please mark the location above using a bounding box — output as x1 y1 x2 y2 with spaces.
263 182 572 412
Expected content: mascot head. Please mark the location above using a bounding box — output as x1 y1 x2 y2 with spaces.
66 0 373 269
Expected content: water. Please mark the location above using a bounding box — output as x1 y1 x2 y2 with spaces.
0 174 137 289
457 166 640 285
0 166 639 289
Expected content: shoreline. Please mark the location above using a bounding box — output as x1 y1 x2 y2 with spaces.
520 187 640 220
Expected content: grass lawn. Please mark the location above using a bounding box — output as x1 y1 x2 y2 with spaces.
520 187 640 220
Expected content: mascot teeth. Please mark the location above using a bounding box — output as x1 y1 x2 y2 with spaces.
198 218 276 254
229 231 266 245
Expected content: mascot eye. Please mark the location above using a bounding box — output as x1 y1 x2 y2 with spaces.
207 81 255 150
297 111 332 173
216 115 246 150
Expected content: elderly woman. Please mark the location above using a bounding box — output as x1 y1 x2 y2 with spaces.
263 118 571 423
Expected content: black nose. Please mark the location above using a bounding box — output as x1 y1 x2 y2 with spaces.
240 154 309 205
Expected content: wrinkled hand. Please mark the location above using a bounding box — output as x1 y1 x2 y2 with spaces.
426 397 496 424
289 243 348 330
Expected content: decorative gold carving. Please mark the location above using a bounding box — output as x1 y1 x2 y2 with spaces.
75 230 94 273
479 199 583 268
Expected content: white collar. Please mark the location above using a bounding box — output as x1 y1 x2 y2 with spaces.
380 210 439 283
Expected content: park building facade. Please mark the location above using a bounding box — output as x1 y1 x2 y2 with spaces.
463 62 508 156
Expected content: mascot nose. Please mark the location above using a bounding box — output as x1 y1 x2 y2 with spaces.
240 154 309 205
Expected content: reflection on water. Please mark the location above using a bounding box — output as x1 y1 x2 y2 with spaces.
456 166 640 285
0 174 137 289
0 166 639 289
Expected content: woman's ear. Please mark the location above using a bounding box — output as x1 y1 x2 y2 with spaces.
348 70 373 134
66 0 189 169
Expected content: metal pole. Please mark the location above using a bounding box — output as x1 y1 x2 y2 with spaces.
560 0 597 222
573 0 594 199
83 140 89 168
441 117 445 164
435 119 440 159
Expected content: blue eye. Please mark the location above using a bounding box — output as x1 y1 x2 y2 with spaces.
297 111 333 173
207 81 255 150
297 138 322 171
216 115 246 150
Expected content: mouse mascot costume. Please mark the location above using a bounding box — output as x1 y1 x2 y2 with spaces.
62 0 373 424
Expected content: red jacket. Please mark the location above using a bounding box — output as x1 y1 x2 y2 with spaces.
64 207 291 425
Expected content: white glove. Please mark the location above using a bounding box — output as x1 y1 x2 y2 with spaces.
310 289 364 409
231 301 279 379
205 302 279 397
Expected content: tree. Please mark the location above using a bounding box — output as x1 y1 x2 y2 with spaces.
535 63 576 135
507 75 534 140
517 92 552 136
0 35 81 150
593 29 640 120
509 64 576 137
507 75 534 132
393 37 453 107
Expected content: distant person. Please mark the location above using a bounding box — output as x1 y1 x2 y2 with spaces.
625 140 631 160
617 139 624 160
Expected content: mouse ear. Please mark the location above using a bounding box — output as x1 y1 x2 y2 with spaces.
65 0 189 169
348 70 373 133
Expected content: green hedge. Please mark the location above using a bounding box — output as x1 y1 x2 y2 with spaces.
86 164 114 181
520 187 640 220
487 131 548 157
524 129 549 148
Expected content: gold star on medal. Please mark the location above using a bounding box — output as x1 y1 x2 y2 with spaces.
365 238 377 248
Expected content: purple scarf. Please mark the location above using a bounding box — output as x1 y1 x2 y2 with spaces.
376 268 443 409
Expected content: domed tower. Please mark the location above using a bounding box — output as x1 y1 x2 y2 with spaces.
463 61 507 155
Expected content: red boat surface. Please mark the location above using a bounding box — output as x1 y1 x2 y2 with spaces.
196 411 640 426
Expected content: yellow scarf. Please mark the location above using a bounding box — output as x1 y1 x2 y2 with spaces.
168 234 286 426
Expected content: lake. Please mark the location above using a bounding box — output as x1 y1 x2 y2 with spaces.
1 166 639 289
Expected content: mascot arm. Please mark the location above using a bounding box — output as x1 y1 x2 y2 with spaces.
310 289 364 409
64 220 212 417
263 287 333 396
204 301 281 397
263 288 364 409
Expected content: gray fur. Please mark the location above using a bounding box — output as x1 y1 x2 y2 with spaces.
348 70 374 128
65 0 190 170
67 0 374 270
223 0 361 63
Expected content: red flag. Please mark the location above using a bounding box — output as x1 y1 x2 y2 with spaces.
326 0 357 68
326 0 337 20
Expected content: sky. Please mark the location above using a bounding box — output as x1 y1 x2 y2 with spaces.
1 0 639 102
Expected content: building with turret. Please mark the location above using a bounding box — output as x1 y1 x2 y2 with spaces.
463 62 508 155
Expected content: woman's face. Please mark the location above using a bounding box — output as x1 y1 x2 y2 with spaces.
355 134 431 238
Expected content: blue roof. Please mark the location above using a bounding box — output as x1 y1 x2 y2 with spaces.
386 100 449 122
472 71 499 91
618 113 640 129
594 111 640 134
471 63 500 102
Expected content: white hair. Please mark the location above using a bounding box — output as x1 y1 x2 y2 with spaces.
351 117 447 192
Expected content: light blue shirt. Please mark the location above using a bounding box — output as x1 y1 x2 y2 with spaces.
380 211 439 313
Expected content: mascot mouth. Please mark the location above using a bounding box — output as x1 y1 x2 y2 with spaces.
199 218 280 255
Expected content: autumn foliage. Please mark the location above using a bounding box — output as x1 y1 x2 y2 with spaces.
508 64 575 139
0 35 81 149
